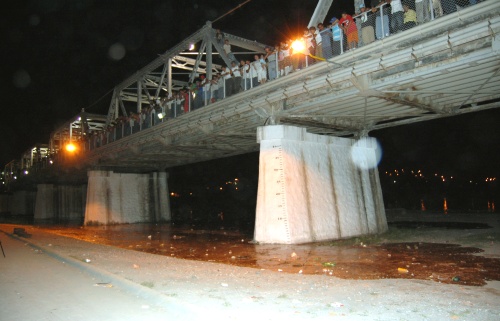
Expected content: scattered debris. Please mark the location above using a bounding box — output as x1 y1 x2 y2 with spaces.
13 228 31 238
85 259 91 263
94 283 113 288
331 302 344 308
452 276 461 282
397 267 409 274
322 262 336 267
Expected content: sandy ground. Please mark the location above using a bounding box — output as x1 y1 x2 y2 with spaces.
1 210 499 320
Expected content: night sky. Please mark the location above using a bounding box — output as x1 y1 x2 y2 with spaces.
1 0 499 180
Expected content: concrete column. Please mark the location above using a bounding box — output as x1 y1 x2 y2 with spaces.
254 125 387 244
55 185 87 222
0 194 11 213
34 184 54 220
34 184 87 222
85 170 171 225
10 190 36 216
158 171 171 222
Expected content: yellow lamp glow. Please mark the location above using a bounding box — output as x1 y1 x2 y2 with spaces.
291 40 306 54
65 143 76 152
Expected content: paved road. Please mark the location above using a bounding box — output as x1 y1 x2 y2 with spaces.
0 232 191 321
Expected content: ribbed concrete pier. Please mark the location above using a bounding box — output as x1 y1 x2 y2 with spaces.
254 125 387 244
84 170 171 225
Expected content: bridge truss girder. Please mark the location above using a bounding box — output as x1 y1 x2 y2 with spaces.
106 22 269 125
84 2 500 172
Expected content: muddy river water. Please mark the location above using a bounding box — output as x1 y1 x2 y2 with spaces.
40 220 500 287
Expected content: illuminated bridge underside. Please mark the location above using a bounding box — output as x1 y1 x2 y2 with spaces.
87 3 500 171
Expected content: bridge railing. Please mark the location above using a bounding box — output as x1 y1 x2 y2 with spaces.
309 0 484 59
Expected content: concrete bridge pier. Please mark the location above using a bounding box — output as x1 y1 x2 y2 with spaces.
84 170 171 225
9 190 36 217
34 184 87 222
254 125 387 244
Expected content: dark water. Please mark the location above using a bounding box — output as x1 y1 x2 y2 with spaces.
34 219 500 287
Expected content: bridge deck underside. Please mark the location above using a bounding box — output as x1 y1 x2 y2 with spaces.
87 4 500 172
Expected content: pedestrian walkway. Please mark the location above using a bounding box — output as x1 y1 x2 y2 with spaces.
0 229 193 321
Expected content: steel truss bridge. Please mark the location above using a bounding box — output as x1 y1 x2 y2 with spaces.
57 1 500 172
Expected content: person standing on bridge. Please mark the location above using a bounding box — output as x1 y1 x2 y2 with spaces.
253 54 267 85
387 0 404 34
359 3 376 46
403 4 417 30
371 0 390 39
221 66 233 98
280 40 292 76
339 12 358 50
330 17 344 56
318 22 333 59
181 87 190 114
414 0 431 24
215 29 225 46
223 39 238 64
231 61 242 95
217 71 225 100
208 75 217 104
308 26 321 59
241 60 251 90
239 60 247 90
315 26 324 58
264 46 277 81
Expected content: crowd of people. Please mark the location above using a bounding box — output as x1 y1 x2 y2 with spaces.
88 0 484 149
152 0 481 116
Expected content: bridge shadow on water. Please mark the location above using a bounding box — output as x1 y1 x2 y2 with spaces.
25 211 500 287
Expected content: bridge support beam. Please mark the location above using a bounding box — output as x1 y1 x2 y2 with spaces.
254 125 387 244
84 170 171 225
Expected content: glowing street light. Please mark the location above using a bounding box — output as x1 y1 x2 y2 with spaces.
65 143 77 152
290 38 346 70
291 39 305 53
